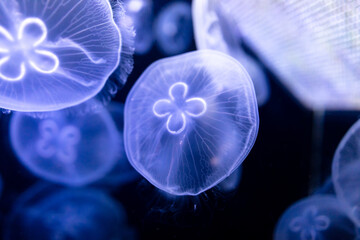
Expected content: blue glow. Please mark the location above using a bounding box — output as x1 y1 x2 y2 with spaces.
0 0 121 112
217 0 360 110
274 195 357 240
10 106 119 186
124 50 259 196
124 0 154 55
154 1 193 56
4 183 132 240
192 0 270 106
332 119 360 226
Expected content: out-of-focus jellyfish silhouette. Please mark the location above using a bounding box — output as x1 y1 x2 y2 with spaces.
4 183 135 240
124 50 259 196
154 1 193 56
124 0 154 55
94 102 140 189
216 0 360 110
0 0 125 112
274 195 358 240
332 119 360 226
216 166 242 193
10 104 119 186
192 0 270 106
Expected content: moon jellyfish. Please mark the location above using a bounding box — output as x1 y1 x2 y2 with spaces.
95 102 140 189
124 0 154 55
332 119 360 226
124 50 259 196
4 183 134 240
154 1 193 56
215 0 360 110
274 195 358 240
192 0 270 106
9 105 119 186
0 0 124 112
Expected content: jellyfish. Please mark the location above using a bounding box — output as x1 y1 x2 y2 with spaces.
0 0 133 112
154 1 193 56
216 166 242 193
124 0 154 55
332 119 360 226
124 50 259 196
9 103 119 186
192 0 270 106
4 183 135 240
274 195 358 240
94 102 140 189
207 0 360 110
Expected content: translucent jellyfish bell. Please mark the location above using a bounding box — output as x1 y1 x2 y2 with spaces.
215 0 360 110
0 0 122 112
124 0 154 55
274 195 358 240
124 50 259 196
154 1 193 56
216 166 242 193
332 119 360 226
192 0 270 106
4 183 133 240
10 105 119 186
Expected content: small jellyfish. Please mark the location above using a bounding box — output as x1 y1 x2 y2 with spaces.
94 102 140 189
4 183 135 240
124 0 154 55
154 1 193 56
0 0 122 112
124 50 259 196
332 119 360 226
192 0 270 106
274 195 358 240
10 104 119 186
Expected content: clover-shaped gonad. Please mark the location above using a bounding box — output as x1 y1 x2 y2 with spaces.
36 119 81 163
289 206 330 240
152 82 207 134
0 17 59 81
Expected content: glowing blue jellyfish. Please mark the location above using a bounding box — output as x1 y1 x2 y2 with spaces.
192 0 270 106
332 119 360 226
9 105 119 186
274 195 357 240
154 1 193 56
124 0 154 55
0 0 121 112
124 50 259 196
94 102 140 189
4 183 134 240
211 0 360 110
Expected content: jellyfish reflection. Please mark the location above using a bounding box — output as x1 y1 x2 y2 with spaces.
274 195 357 240
154 1 193 56
124 50 259 196
4 183 134 240
192 0 270 106
0 0 122 112
10 105 119 186
332 119 360 226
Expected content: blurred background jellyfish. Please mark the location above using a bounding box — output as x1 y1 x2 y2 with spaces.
274 195 358 240
9 104 119 186
94 102 140 190
124 50 259 196
332 119 360 226
154 1 193 56
216 0 360 111
4 183 135 240
124 0 154 55
0 0 129 112
192 0 270 106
